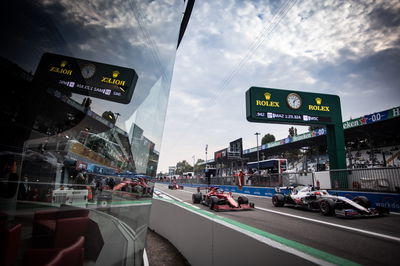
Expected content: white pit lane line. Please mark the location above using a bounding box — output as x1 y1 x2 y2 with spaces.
155 189 337 266
158 186 400 243
255 206 400 243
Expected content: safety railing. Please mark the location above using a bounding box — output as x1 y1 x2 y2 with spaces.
165 167 400 193
330 167 400 193
167 172 315 188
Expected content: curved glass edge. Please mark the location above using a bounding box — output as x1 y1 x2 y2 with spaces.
0 1 185 265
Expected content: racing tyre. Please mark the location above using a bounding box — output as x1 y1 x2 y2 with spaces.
320 199 335 216
272 194 285 207
352 196 370 208
134 185 144 197
210 196 219 210
168 185 172 189
192 193 202 204
238 196 249 205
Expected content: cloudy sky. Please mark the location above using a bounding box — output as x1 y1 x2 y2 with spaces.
157 0 400 173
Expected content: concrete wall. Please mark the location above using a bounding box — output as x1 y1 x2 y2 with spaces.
149 198 318 266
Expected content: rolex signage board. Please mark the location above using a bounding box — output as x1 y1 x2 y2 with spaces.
34 53 138 104
246 87 342 125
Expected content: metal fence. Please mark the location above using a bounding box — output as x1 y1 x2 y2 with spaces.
330 167 400 192
169 167 400 193
172 172 315 188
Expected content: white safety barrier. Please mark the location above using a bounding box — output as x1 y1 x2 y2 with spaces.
313 171 332 189
149 198 329 266
52 189 88 205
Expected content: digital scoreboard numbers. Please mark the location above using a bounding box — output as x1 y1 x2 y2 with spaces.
34 53 138 104
246 87 342 126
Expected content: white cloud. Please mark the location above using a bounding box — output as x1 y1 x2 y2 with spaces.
157 0 400 173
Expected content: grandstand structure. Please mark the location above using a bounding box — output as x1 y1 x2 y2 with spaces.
200 106 400 173
240 106 400 171
193 106 399 192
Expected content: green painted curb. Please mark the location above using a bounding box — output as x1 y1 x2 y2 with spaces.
157 197 360 266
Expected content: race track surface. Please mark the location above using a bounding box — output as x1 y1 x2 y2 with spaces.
155 184 400 266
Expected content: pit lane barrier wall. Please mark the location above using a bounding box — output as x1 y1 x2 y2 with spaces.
158 182 400 213
149 196 328 266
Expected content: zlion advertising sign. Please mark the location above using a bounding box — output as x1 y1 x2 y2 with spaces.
34 53 138 104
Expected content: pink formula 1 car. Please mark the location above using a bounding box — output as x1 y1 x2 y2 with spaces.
192 187 254 211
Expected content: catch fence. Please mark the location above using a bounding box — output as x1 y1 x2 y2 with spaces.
170 167 400 193
330 167 400 192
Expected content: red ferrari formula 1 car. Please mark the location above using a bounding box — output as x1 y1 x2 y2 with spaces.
192 187 254 211
168 181 183 190
113 178 153 198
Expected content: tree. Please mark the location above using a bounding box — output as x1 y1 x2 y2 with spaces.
261 133 275 145
194 159 205 174
283 149 301 161
288 126 298 138
308 125 323 132
175 160 192 175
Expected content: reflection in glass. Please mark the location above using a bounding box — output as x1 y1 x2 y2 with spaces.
0 0 189 265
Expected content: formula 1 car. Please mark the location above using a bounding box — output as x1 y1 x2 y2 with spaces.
113 178 153 197
168 181 183 190
272 185 389 217
192 187 254 211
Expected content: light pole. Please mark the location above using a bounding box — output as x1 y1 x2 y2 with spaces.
192 155 195 173
114 112 121 123
205 144 208 169
255 132 260 173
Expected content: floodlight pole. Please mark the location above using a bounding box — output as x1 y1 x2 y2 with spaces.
114 112 121 123
192 155 195 173
205 144 208 169
255 132 260 173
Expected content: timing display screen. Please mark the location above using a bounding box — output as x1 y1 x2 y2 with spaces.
255 111 331 123
246 87 342 126
34 53 138 104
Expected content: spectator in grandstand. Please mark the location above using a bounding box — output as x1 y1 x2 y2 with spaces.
18 176 31 200
0 156 19 199
108 177 115 189
76 172 86 185
90 177 96 191
238 170 245 189
261 169 267 176
95 178 102 192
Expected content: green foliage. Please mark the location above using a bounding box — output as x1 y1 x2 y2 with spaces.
194 159 205 174
86 137 106 153
308 125 324 132
261 133 275 145
283 149 301 161
175 160 193 175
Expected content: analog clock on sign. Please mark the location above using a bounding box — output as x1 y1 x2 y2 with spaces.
81 64 96 79
286 93 302 110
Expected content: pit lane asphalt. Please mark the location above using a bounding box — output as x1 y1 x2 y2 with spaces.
155 183 400 266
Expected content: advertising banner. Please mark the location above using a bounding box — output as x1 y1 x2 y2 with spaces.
246 87 342 126
214 148 228 161
34 53 138 104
